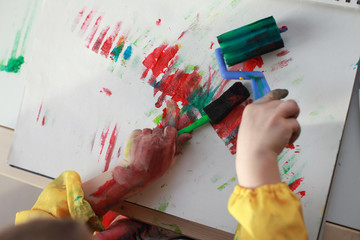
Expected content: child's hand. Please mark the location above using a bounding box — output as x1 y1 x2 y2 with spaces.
120 126 191 183
236 89 300 189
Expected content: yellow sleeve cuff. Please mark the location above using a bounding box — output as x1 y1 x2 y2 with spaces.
228 182 308 240
15 171 103 231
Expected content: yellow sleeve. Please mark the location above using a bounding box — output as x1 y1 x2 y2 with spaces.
228 182 308 240
15 171 103 231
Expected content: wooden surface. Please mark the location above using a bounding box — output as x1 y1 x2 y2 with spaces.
2 125 360 239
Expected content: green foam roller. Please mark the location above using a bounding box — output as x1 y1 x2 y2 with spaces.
217 16 284 67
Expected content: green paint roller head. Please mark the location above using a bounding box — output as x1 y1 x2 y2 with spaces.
217 16 284 66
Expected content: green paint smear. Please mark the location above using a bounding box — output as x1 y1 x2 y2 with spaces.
282 155 297 174
160 223 182 234
157 199 169 212
153 114 163 125
217 176 236 191
0 56 24 73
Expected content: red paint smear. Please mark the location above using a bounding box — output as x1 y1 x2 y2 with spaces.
271 58 292 72
42 116 45 126
276 50 290 57
86 16 102 48
141 44 179 79
72 7 86 31
296 191 306 198
286 144 295 149
117 147 121 158
210 41 214 49
80 10 95 35
104 125 118 172
239 56 264 71
289 177 304 191
37 104 42 122
157 99 192 130
214 79 230 99
156 18 161 26
152 69 202 108
177 31 185 40
92 26 110 53
212 99 253 154
91 179 116 197
100 128 109 156
100 22 122 57
100 88 112 96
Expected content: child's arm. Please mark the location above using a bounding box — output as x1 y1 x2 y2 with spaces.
236 89 300 188
229 89 308 239
82 126 191 215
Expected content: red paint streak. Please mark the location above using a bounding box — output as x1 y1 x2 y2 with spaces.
117 147 121 158
100 22 122 57
212 99 253 154
91 179 116 197
72 7 86 31
210 41 214 49
156 18 161 26
214 79 230 99
86 16 102 48
289 177 304 191
100 128 109 156
177 31 185 40
152 68 203 108
296 191 306 198
42 116 45 126
295 151 300 153
276 50 290 57
197 13 200 22
104 125 118 172
100 88 112 96
37 104 42 122
271 58 292 72
92 26 110 53
239 56 264 71
80 10 95 35
141 44 179 79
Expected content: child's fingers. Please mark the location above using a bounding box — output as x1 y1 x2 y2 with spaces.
287 118 301 145
255 89 289 104
176 133 192 155
278 100 300 118
142 128 153 135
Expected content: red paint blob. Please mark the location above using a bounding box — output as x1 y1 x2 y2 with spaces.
239 56 264 71
210 41 214 49
92 26 110 53
289 177 304 191
276 50 290 57
100 88 112 96
156 18 161 26
86 16 102 48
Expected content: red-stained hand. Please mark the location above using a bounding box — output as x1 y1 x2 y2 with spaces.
120 126 191 184
82 126 191 215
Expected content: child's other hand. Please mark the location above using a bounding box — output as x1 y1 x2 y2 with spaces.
120 126 191 184
236 89 300 188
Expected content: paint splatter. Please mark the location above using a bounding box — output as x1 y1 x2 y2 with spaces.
85 16 102 48
276 49 290 57
156 19 161 26
79 10 96 36
92 26 110 53
271 58 292 72
100 22 122 57
100 88 112 96
217 176 236 191
210 41 214 49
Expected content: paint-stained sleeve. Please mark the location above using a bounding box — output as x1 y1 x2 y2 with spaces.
15 171 103 232
228 182 308 240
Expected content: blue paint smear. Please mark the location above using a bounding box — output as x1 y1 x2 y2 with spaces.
74 196 82 201
123 45 132 60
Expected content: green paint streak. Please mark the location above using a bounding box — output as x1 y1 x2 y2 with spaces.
310 111 319 116
217 176 236 191
292 76 304 85
0 56 24 73
277 149 288 163
153 114 162 125
282 155 297 174
158 222 182 234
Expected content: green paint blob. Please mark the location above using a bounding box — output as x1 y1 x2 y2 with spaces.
0 56 25 73
160 223 182 234
217 182 229 191
153 114 163 125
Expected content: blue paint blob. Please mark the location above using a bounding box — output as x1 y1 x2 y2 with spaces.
123 45 133 60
